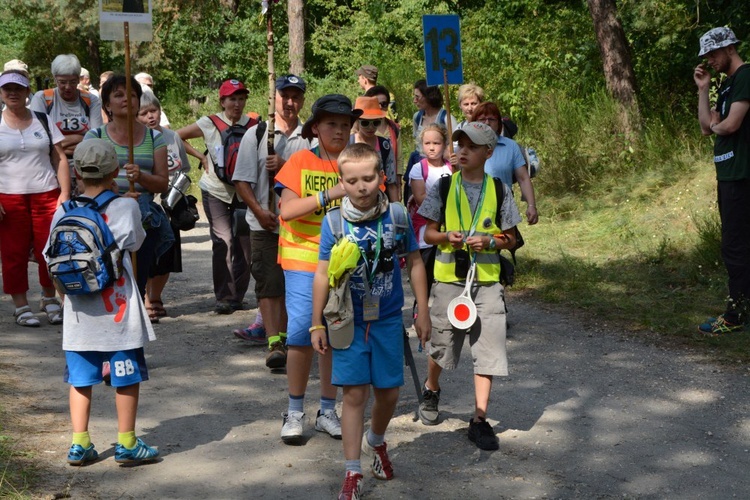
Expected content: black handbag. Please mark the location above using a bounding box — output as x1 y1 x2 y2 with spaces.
164 194 200 231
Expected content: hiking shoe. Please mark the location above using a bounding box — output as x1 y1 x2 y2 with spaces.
67 443 98 466
315 409 342 439
233 323 267 345
418 385 440 425
361 436 394 480
699 315 744 335
266 341 287 369
281 411 305 445
114 437 159 463
214 302 233 315
337 470 364 500
468 418 499 451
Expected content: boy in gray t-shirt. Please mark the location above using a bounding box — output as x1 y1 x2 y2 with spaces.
45 139 159 466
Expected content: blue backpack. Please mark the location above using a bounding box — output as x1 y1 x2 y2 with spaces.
45 190 123 295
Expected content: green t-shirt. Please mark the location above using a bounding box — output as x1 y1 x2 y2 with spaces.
714 64 750 181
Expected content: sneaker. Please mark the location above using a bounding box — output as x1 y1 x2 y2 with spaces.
468 417 499 451
361 436 393 480
266 341 287 369
699 315 744 335
233 323 267 345
315 409 342 439
114 437 159 463
67 443 98 466
281 411 304 444
337 471 364 500
418 385 440 426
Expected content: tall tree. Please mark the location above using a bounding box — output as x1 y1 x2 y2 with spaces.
587 0 640 133
288 0 304 74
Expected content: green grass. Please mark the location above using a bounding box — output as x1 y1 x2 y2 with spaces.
0 413 34 499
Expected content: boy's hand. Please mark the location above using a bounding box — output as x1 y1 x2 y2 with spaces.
447 231 464 248
415 311 431 345
448 153 459 168
465 235 486 252
311 329 328 355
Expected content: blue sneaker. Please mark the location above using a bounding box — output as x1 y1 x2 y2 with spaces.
67 443 98 466
233 323 267 345
114 437 159 464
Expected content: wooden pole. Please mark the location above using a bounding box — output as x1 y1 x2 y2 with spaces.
266 2 276 210
124 22 137 274
443 68 454 155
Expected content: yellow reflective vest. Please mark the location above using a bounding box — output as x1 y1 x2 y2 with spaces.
433 173 502 284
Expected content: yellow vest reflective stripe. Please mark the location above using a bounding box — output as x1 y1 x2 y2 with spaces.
433 173 502 283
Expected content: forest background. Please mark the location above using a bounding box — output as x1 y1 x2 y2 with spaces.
0 0 749 358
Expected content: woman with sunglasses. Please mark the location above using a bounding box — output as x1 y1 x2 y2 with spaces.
350 96 400 201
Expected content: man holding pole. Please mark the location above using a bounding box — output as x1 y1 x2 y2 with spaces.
232 75 311 368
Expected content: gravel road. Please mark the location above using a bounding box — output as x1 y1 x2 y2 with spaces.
2 214 750 499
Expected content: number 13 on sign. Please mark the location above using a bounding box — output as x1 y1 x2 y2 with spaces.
422 14 464 86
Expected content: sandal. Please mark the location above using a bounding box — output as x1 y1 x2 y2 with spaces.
149 300 167 318
146 306 160 324
40 296 63 325
14 305 40 327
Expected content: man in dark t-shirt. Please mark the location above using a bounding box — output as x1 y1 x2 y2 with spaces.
694 26 750 334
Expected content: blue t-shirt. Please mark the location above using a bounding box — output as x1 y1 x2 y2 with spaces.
320 207 418 322
483 135 526 187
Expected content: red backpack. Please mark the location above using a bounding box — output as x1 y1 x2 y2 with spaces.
207 114 259 185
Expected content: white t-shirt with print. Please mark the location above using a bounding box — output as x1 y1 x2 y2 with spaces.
29 89 103 140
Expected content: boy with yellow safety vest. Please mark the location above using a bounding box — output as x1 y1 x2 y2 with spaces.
415 121 522 450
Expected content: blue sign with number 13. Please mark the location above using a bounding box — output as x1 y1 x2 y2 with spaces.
423 14 463 86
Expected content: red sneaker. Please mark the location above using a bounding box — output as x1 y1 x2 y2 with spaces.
337 471 363 500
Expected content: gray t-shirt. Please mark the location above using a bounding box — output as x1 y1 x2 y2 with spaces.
417 175 522 231
45 196 156 352
232 121 312 232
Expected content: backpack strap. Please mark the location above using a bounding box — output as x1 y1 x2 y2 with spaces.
43 89 55 113
93 189 120 211
437 109 447 126
438 174 451 226
79 91 92 116
420 158 430 181
326 206 345 242
415 109 424 128
33 111 53 155
208 114 229 134
255 121 267 150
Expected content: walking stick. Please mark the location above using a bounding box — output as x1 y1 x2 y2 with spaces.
124 21 137 276
403 324 424 421
265 1 276 210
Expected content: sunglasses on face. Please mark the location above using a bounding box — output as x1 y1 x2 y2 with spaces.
359 119 382 128
377 100 389 109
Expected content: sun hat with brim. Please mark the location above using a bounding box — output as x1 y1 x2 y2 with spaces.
219 79 249 98
73 139 120 179
354 96 386 120
0 72 30 88
301 94 363 140
452 121 497 150
698 27 740 57
3 59 29 77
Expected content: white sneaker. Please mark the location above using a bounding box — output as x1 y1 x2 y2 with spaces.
315 409 342 439
281 411 305 444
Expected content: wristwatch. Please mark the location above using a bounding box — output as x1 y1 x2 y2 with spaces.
488 236 497 250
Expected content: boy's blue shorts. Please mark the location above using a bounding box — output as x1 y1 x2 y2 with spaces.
285 270 314 346
64 348 149 388
332 313 404 389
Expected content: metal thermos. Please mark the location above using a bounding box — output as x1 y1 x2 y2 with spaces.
164 172 192 210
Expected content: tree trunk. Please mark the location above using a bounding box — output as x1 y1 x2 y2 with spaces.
86 36 101 79
587 0 640 134
288 0 305 75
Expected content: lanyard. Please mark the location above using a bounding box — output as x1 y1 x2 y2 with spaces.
454 172 487 238
346 217 382 287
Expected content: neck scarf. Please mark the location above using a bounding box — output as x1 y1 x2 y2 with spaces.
341 190 389 223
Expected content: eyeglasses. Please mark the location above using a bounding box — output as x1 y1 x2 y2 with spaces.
412 94 423 101
377 100 389 110
476 117 499 123
359 119 382 128
55 78 79 88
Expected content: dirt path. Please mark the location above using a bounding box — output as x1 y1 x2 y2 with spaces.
2 215 750 499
